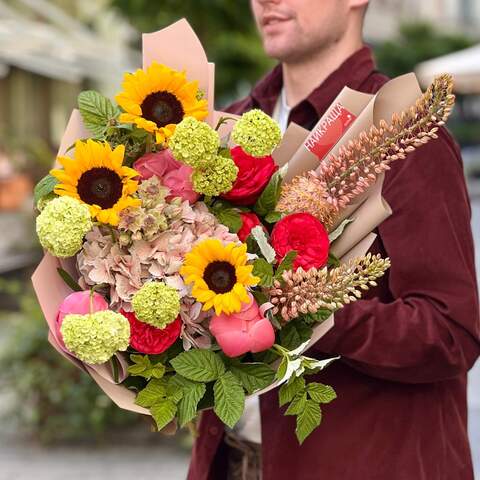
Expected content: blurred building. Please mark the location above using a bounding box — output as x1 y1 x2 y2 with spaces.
0 0 138 148
365 0 480 42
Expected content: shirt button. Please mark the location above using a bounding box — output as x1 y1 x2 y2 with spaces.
209 426 219 435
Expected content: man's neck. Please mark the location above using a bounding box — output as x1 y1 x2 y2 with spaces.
282 38 364 108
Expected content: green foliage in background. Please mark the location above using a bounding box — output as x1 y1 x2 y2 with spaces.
109 0 273 105
375 22 476 78
0 283 137 443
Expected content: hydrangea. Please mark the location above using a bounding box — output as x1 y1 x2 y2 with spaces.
61 310 130 364
137 176 169 209
36 196 92 258
232 109 282 157
169 117 219 168
118 177 169 243
192 155 239 196
77 201 239 312
132 281 180 329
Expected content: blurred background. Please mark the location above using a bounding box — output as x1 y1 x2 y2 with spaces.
0 0 479 478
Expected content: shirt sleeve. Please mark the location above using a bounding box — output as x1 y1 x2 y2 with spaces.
310 130 480 384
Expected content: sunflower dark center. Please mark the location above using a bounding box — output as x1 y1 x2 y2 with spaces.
77 167 123 209
203 261 237 294
141 91 184 128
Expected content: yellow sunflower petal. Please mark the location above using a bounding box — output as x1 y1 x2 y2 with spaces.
233 283 250 304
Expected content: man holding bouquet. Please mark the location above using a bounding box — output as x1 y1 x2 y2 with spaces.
188 1 480 479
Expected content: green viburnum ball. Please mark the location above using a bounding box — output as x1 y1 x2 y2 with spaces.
169 117 220 169
61 310 130 365
132 282 180 329
36 196 92 258
192 155 239 196
232 109 282 157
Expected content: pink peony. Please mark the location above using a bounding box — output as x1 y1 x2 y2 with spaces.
133 149 199 203
133 149 180 180
209 295 275 358
163 165 199 203
56 290 109 347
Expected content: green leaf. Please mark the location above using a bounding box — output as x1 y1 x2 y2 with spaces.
328 218 354 242
34 174 58 204
252 290 268 306
150 399 177 431
296 400 322 444
252 258 274 287
279 321 313 351
166 383 184 404
250 226 276 263
171 377 207 427
300 309 333 325
56 268 82 292
78 90 120 137
279 375 305 407
275 250 297 279
213 372 245 428
253 164 287 216
285 391 307 416
215 208 242 233
128 354 166 380
275 356 288 381
307 383 337 404
229 362 275 394
135 378 167 408
301 356 339 374
170 350 225 382
327 252 340 267
264 211 282 223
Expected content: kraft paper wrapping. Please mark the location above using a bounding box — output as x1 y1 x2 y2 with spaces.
329 174 392 258
285 87 373 177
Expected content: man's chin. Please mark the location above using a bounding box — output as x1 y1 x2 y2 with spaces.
263 40 299 63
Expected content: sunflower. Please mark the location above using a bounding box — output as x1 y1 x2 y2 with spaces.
115 62 208 145
50 139 141 226
180 239 260 315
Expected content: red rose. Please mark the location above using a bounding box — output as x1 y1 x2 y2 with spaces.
121 310 181 354
221 146 278 206
237 212 263 242
271 213 330 270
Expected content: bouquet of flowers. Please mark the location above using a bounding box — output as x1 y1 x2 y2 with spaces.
32 20 455 444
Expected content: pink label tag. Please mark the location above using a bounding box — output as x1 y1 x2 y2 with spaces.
304 103 356 160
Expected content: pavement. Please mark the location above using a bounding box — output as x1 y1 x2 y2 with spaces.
0 431 191 480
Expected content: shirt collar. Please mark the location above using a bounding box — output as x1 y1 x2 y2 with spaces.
251 45 376 117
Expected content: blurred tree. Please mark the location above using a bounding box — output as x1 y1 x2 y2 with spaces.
375 22 476 78
109 0 273 106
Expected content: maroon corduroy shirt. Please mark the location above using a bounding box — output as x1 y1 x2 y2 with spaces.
188 47 480 480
